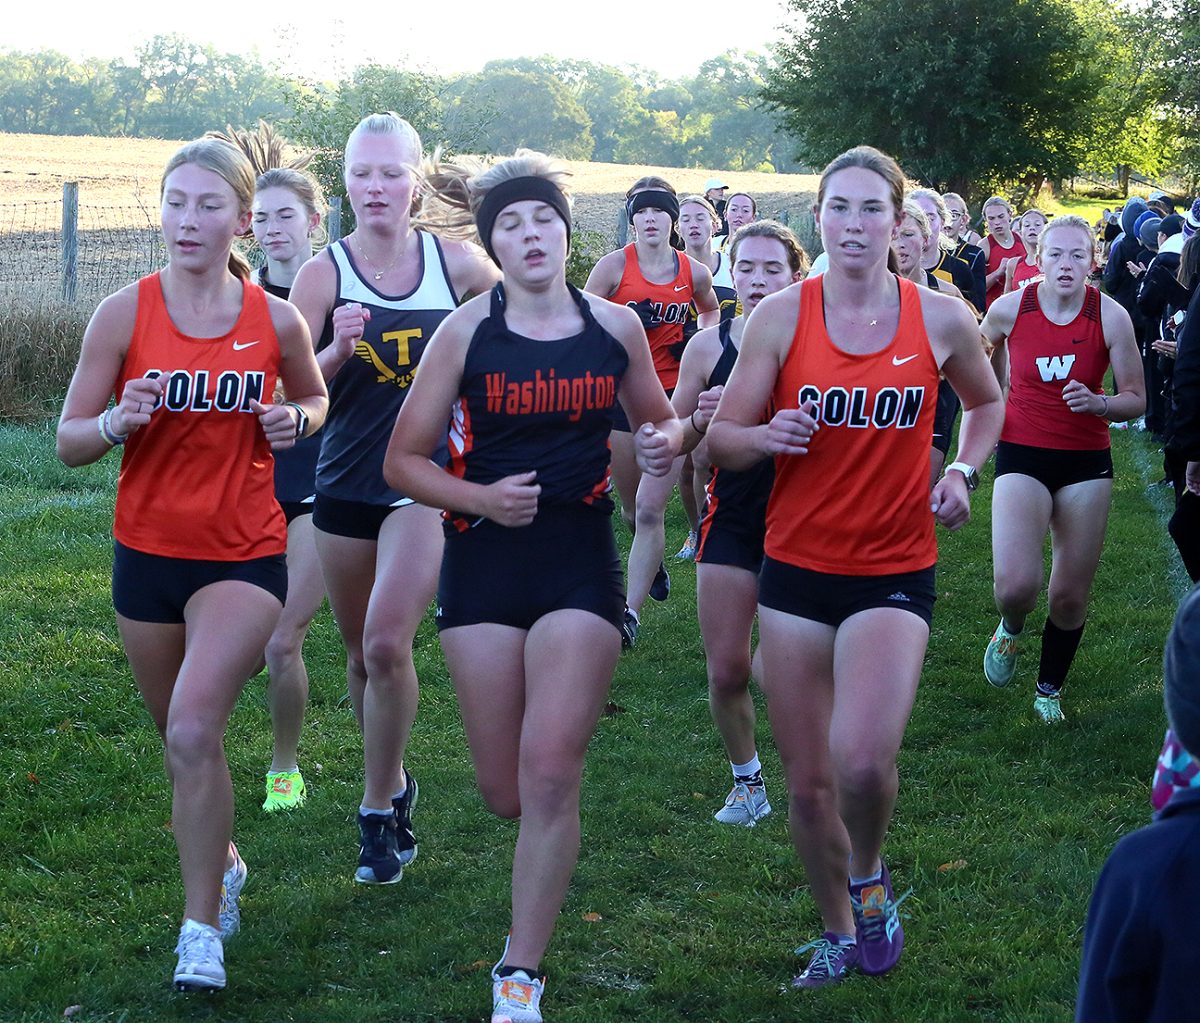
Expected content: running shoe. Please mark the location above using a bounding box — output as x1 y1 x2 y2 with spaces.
791 933 857 989
173 918 225 991
354 811 405 885
650 561 671 601
675 530 698 561
849 863 911 976
391 768 419 867
262 769 306 813
714 780 772 827
218 846 247 939
620 607 639 650
1033 693 1066 724
491 968 545 1023
983 620 1021 688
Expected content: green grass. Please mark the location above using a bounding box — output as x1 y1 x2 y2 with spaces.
0 417 1187 1023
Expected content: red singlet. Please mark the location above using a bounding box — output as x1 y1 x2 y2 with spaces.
113 273 287 560
1011 259 1044 291
986 234 1027 308
1000 283 1110 451
610 243 694 389
766 275 940 575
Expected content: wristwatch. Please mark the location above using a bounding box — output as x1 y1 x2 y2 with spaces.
284 401 308 439
944 461 979 491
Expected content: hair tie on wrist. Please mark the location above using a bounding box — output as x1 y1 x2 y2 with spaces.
1098 394 1110 418
690 408 707 435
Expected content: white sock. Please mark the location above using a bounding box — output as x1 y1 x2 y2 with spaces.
391 785 407 801
360 804 394 817
731 754 762 779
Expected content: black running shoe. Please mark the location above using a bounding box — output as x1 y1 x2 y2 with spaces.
620 607 640 650
391 768 419 867
650 561 671 601
355 811 404 885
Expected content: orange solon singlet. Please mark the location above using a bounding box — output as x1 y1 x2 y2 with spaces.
766 275 940 576
113 273 287 561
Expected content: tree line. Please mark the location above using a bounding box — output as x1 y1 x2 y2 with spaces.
0 36 800 173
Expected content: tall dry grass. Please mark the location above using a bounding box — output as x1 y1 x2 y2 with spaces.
0 293 87 421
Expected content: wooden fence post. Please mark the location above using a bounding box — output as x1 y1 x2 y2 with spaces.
327 196 342 243
61 181 78 302
616 208 629 247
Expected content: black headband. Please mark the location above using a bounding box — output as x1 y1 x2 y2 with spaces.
627 189 680 223
475 176 572 267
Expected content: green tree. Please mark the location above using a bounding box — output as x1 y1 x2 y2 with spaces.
283 64 459 231
762 0 1114 198
680 52 797 172
447 65 594 160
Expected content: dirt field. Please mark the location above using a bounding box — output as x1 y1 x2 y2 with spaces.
0 131 820 233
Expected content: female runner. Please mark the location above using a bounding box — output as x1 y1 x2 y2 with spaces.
941 191 986 310
671 220 807 826
677 193 736 558
248 165 327 812
584 178 718 643
980 215 1145 722
718 192 758 251
979 195 1026 309
894 199 973 484
708 145 1004 987
1002 208 1049 293
908 188 978 310
943 192 982 247
384 150 680 1023
56 137 327 990
290 112 499 883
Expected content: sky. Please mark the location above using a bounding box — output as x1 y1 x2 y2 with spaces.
7 1 798 80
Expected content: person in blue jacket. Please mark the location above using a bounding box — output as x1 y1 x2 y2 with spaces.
1075 582 1200 1022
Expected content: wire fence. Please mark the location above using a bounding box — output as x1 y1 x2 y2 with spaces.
0 194 165 304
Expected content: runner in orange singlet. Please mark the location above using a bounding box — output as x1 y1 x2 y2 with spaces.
56 138 327 992
708 145 1003 989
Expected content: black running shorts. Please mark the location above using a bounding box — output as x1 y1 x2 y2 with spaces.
436 504 625 633
112 540 287 624
758 557 935 628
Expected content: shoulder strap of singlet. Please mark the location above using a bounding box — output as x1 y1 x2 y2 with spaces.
488 281 598 331
718 317 734 352
925 270 940 291
1019 282 1041 316
1082 285 1101 323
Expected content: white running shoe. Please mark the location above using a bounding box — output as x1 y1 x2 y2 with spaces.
675 530 698 561
491 968 544 1023
173 918 225 991
714 780 772 827
218 846 247 938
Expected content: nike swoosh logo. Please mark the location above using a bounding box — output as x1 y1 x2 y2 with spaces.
232 340 259 351
1070 338 1087 345
892 354 918 366
673 285 688 292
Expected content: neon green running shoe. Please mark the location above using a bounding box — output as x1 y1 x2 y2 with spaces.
983 620 1021 688
263 770 307 812
1033 694 1065 724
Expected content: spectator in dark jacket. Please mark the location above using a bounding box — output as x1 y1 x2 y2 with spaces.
1075 583 1200 1023
1104 197 1149 305
1168 272 1200 578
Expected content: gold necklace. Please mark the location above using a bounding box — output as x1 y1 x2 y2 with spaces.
355 236 398 281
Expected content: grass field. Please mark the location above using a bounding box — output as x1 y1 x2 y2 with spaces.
0 415 1188 1023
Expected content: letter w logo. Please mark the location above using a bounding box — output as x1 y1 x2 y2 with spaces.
1035 354 1076 382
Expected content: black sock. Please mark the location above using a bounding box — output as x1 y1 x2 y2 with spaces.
1037 619 1085 695
496 964 539 979
734 771 763 787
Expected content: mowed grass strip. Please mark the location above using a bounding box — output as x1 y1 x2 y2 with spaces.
0 418 1182 1023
